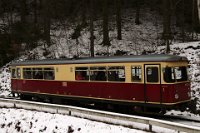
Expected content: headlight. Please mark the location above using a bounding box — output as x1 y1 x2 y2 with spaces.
175 94 179 99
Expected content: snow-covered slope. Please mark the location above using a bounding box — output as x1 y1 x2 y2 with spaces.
0 65 11 97
0 108 148 133
0 43 200 133
0 42 200 111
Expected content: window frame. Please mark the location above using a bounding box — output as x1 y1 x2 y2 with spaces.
163 67 175 83
75 67 89 81
163 66 188 83
22 67 55 80
23 68 33 79
43 67 55 80
11 68 17 79
74 66 126 82
146 66 159 83
108 66 125 82
89 66 107 81
174 66 188 82
32 68 44 79
131 65 142 82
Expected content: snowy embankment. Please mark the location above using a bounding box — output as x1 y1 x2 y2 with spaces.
0 65 10 97
0 108 147 133
1 98 199 133
1 41 200 111
0 42 200 132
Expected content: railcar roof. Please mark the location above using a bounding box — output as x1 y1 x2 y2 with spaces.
10 54 188 66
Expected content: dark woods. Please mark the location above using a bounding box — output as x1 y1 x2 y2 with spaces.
0 0 199 66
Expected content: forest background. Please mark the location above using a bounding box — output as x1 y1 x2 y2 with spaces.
0 0 200 66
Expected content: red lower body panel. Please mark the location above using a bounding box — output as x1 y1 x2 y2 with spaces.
11 79 190 105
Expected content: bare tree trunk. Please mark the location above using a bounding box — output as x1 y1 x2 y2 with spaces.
181 0 185 42
76 39 79 57
102 0 111 56
192 0 200 40
116 0 122 40
197 0 200 23
102 0 110 47
81 0 87 26
32 0 38 48
135 0 141 25
42 0 51 47
90 0 95 57
34 0 38 25
20 0 27 24
162 0 172 53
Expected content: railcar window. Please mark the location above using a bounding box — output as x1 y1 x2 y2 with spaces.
108 66 125 81
131 66 142 82
174 66 188 82
44 68 55 80
23 68 32 79
163 67 175 83
33 68 43 79
90 66 107 81
75 67 89 80
164 66 188 82
147 67 158 83
11 68 16 78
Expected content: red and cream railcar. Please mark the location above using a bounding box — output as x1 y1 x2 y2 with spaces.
10 55 192 112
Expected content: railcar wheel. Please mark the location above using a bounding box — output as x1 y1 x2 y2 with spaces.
11 92 16 97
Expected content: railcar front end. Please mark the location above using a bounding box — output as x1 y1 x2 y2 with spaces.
161 65 192 111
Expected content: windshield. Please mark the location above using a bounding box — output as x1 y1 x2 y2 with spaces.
163 66 188 83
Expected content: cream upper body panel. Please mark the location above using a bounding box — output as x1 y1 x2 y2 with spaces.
10 61 189 84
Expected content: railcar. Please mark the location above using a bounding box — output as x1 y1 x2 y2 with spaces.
10 54 193 113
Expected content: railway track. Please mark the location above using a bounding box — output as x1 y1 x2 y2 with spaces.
0 97 200 133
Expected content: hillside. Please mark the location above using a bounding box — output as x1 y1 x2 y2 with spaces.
0 41 200 113
5 5 197 60
0 5 200 113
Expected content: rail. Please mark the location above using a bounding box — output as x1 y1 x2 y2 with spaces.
0 98 200 133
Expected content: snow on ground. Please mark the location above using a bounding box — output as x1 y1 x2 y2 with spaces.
0 65 11 97
0 108 148 133
0 108 188 133
166 110 200 120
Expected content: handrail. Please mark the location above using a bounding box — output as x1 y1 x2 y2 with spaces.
0 98 200 133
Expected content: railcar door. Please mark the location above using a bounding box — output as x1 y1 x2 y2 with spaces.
144 64 162 104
